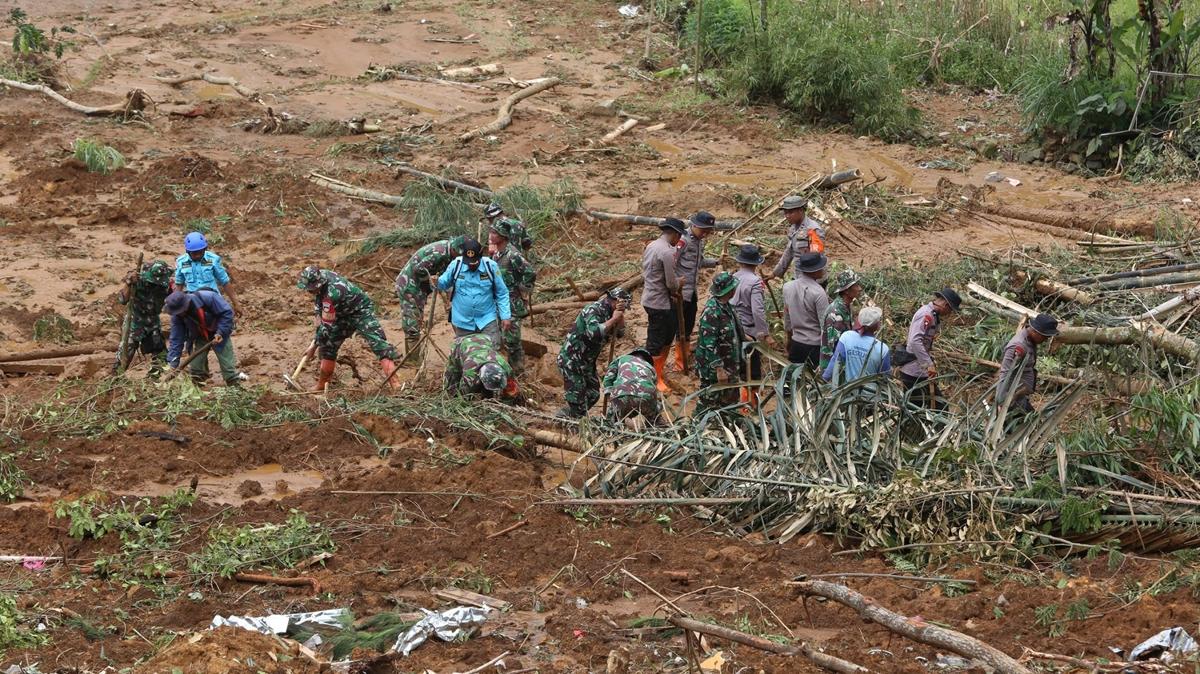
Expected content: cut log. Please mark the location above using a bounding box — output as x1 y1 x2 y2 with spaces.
529 274 643 315
459 76 560 143
792 580 1032 674
0 362 66 375
668 615 869 673
0 79 148 117
432 587 511 611
599 118 639 145
309 172 404 206
1009 271 1096 306
154 72 260 101
815 168 862 189
979 202 1140 236
440 63 503 79
0 344 113 363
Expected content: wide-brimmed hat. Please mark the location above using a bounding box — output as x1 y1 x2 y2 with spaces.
690 211 716 229
659 217 686 234
934 287 962 312
710 271 739 296
832 269 861 294
798 252 827 274
781 196 808 211
1030 313 1059 336
734 244 765 266
163 291 191 316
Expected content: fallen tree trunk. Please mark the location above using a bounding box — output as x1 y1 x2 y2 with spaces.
980 202 1140 236
0 362 65 376
459 76 560 143
815 168 862 189
154 71 259 100
0 79 149 117
967 212 1127 244
668 614 869 673
1091 271 1200 291
582 209 739 230
791 580 1032 674
392 162 496 200
1067 261 1200 286
309 172 404 206
440 63 503 79
529 274 643 314
1009 271 1096 306
0 344 113 363
599 118 639 145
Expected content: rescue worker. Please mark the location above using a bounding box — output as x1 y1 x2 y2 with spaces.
175 231 242 315
117 260 172 377
820 270 863 372
557 288 632 419
444 333 519 400
642 218 685 392
823 306 891 386
782 253 829 368
482 202 533 253
394 235 468 345
674 211 718 370
694 272 744 415
899 287 961 406
765 196 825 281
164 288 240 386
996 313 1058 414
730 244 771 407
437 238 512 344
297 266 401 393
602 347 662 425
490 218 536 374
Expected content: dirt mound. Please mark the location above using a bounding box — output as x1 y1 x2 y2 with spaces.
151 152 224 182
136 626 332 674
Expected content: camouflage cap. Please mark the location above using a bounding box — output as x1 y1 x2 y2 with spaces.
490 217 520 240
606 287 633 306
710 271 739 297
832 269 862 294
140 260 172 286
479 362 507 392
297 265 325 291
484 202 504 219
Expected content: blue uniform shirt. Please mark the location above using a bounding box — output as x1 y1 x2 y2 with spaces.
437 257 512 331
174 251 231 293
823 330 891 385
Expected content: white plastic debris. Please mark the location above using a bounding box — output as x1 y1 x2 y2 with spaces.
392 606 491 656
1005 177 1022 187
618 4 641 17
1129 627 1199 663
210 608 350 636
984 171 1004 183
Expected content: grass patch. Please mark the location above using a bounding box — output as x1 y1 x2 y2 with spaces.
72 138 125 174
0 454 28 502
191 510 335 579
32 313 73 344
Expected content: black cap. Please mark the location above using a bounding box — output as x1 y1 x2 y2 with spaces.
462 237 483 264
1030 313 1059 336
660 218 686 235
690 211 716 229
734 244 765 266
934 287 962 312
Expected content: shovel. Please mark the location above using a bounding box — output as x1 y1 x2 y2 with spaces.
283 340 316 392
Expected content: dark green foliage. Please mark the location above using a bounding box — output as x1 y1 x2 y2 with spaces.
191 510 335 578
318 612 417 659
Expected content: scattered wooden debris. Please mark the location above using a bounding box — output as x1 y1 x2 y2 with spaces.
363 64 487 89
440 62 503 79
599 118 639 145
459 76 560 143
154 71 261 101
792 580 1032 674
0 79 150 118
669 614 869 673
433 587 511 611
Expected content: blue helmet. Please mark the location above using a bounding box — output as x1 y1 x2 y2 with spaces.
184 232 208 252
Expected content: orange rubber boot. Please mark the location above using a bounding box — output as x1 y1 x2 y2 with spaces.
313 359 336 394
653 354 670 394
380 358 401 390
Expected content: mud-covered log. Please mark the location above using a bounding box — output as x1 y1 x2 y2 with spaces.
980 202 1139 236
0 344 114 363
459 76 560 142
582 209 740 229
792 580 1032 674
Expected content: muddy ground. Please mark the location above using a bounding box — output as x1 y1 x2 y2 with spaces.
2 0 1200 671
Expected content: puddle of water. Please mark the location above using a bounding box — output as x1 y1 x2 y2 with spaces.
645 139 682 155
194 83 238 101
661 171 761 191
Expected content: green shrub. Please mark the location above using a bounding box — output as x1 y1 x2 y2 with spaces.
0 594 48 655
191 510 335 578
0 455 27 503
682 0 753 66
72 138 125 175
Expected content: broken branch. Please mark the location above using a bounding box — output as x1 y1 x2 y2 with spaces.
0 79 148 117
792 580 1031 674
440 63 503 79
308 172 404 206
459 76 560 143
233 571 321 593
154 71 260 101
599 118 639 145
668 615 869 673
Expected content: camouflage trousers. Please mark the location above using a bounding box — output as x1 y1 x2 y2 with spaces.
695 370 739 416
317 312 399 361
501 318 525 374
559 359 599 417
119 323 167 376
395 274 431 341
607 395 661 424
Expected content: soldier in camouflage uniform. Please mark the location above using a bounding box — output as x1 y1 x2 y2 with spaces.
394 236 468 344
556 287 633 419
444 333 519 399
482 203 534 254
298 266 401 393
602 347 662 425
489 218 537 374
820 269 862 373
117 260 173 377
694 272 745 415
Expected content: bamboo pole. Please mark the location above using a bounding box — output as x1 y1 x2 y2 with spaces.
459 76 560 142
1067 261 1200 286
979 202 1140 236
392 163 496 199
815 168 863 189
1133 286 1200 321
1091 270 1200 291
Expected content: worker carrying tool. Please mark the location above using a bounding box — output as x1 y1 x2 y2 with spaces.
297 266 401 393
